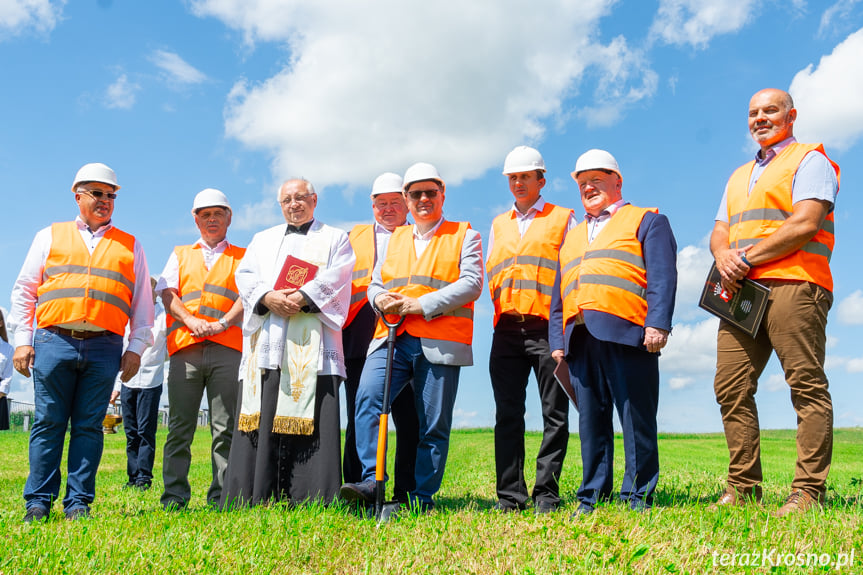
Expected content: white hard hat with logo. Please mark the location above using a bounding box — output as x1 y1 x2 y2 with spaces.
503 146 546 175
191 188 231 213
403 162 445 190
71 163 120 192
572 149 622 180
371 172 404 197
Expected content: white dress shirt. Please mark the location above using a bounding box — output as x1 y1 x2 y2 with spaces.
0 339 14 396
485 197 578 262
236 220 355 378
9 216 154 355
114 302 168 392
155 238 230 292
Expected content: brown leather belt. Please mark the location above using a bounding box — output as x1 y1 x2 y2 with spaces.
48 326 111 340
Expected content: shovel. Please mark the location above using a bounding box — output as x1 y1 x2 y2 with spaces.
375 313 405 524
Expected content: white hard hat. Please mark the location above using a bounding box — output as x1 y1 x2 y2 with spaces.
403 162 444 190
371 172 404 197
502 146 546 175
71 163 119 192
191 188 231 213
572 149 621 180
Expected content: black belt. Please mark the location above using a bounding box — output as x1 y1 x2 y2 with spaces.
48 326 111 340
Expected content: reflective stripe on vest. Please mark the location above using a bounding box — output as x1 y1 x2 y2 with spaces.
373 221 474 343
35 221 136 335
345 224 375 327
559 205 655 327
486 203 571 326
727 142 838 292
166 243 246 355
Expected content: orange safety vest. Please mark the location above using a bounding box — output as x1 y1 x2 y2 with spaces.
373 221 474 344
560 205 655 327
487 203 571 326
345 224 375 327
36 221 136 335
727 142 839 292
166 243 246 355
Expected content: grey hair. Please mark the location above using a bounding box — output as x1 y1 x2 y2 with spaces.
277 178 316 200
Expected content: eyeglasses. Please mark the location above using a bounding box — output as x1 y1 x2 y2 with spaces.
406 189 439 201
281 194 314 205
79 189 117 200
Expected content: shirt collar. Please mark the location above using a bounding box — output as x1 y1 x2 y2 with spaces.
511 196 546 217
75 215 112 234
413 217 445 240
584 199 627 222
194 238 229 250
756 136 796 165
285 219 315 235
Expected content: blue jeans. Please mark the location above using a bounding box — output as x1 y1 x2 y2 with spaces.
24 328 123 512
355 334 460 505
121 384 163 485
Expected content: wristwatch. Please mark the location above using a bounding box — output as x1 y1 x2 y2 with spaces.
218 317 228 329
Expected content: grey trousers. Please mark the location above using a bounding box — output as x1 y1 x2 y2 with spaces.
161 341 241 507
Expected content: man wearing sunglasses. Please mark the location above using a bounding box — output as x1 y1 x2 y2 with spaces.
10 162 155 522
341 163 483 512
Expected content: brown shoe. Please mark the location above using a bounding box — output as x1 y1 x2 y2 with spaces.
773 490 822 518
708 486 761 510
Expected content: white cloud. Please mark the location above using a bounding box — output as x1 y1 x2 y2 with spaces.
846 357 863 373
0 0 63 40
660 317 719 375
668 376 694 390
192 0 656 190
649 0 756 49
790 27 863 150
149 49 208 85
818 0 862 37
836 289 863 324
764 372 786 392
674 241 714 321
231 196 283 231
104 73 140 110
452 407 479 429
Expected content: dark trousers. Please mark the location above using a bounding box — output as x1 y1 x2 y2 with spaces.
0 397 9 430
490 316 569 508
121 384 163 486
568 325 659 508
221 372 342 507
343 356 419 500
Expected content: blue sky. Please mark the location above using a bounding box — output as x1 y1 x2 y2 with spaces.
2 0 862 433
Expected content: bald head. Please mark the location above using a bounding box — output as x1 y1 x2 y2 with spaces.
748 88 797 153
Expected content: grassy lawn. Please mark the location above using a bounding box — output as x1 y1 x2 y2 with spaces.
1 427 861 574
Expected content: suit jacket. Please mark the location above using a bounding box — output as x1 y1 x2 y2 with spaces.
549 210 677 353
367 220 483 366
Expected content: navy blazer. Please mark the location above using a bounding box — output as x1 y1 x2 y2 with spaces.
549 210 677 353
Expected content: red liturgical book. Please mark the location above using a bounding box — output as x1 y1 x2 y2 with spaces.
274 255 318 290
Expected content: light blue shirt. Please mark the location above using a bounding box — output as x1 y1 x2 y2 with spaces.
715 137 838 222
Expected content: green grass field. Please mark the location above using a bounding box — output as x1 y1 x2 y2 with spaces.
1 427 861 574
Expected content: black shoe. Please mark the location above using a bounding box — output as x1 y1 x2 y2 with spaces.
23 506 49 523
570 503 594 519
340 480 376 504
492 500 523 513
65 507 91 521
135 481 152 491
534 500 560 515
122 481 137 489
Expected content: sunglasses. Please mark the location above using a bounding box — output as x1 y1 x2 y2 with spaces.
79 189 118 200
406 189 439 201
